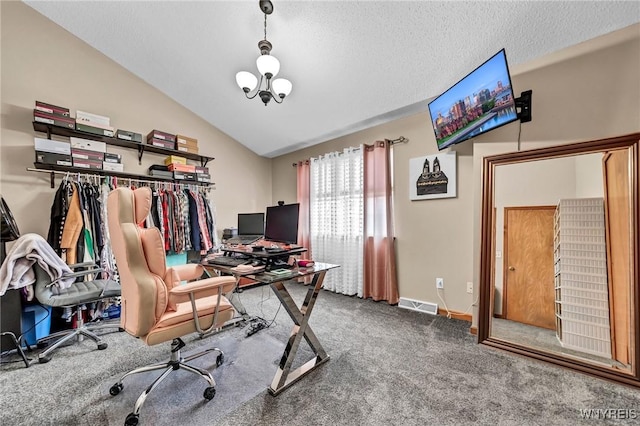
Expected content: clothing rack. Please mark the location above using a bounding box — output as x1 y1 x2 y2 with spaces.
26 167 214 191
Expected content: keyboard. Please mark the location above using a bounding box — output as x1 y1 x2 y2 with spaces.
226 235 262 245
207 256 248 267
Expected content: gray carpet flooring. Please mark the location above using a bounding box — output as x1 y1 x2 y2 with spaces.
2 282 639 426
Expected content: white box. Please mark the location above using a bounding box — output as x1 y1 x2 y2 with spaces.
76 110 110 126
70 137 107 153
102 162 124 172
34 137 71 155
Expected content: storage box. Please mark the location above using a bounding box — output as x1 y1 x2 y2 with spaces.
196 173 211 183
176 134 198 145
21 305 52 346
116 129 143 143
149 170 174 178
76 110 110 127
35 151 72 167
35 101 69 117
176 145 199 154
76 122 114 137
34 137 71 155
73 158 103 170
173 171 196 181
71 148 104 162
104 153 122 163
147 138 175 150
33 110 75 129
103 162 124 172
167 163 196 173
146 130 176 142
195 166 209 174
164 155 187 166
70 137 107 153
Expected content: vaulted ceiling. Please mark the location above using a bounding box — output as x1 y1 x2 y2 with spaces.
25 1 640 157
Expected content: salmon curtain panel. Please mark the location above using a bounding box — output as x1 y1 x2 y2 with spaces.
362 141 399 304
296 159 311 255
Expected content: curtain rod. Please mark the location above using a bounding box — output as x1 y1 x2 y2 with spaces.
292 136 409 166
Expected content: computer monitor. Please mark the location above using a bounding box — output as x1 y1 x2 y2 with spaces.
237 213 265 236
264 203 300 244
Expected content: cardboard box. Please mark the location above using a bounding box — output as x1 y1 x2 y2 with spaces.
70 137 107 153
167 163 196 173
35 151 72 167
104 153 122 163
34 137 71 155
146 130 176 142
116 129 143 143
176 134 198 145
164 155 187 166
73 158 103 170
147 138 175 150
75 122 114 137
71 148 105 162
176 145 199 154
103 162 124 172
33 110 75 129
35 101 70 117
195 166 209 174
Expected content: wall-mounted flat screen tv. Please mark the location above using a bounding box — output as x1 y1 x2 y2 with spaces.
428 49 518 151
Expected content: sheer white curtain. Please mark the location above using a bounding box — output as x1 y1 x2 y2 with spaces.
310 147 364 296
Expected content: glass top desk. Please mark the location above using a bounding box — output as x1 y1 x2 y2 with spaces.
202 259 339 396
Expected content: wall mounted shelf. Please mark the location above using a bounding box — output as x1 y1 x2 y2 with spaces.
33 121 214 166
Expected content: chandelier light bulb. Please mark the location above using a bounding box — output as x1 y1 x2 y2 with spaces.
272 78 292 97
256 54 280 78
235 71 258 92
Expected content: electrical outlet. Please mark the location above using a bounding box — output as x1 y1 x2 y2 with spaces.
436 278 444 289
467 282 474 294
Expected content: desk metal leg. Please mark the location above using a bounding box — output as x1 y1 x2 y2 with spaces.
268 270 329 395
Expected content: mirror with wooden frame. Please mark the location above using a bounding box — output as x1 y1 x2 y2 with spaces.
478 133 639 387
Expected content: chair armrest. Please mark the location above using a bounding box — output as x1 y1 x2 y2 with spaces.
48 268 105 287
67 261 99 270
168 276 236 304
169 264 205 282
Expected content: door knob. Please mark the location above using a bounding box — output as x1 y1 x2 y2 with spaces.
508 266 515 271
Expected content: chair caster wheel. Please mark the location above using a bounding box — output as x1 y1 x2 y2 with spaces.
97 342 108 350
38 355 51 364
216 353 224 367
110 383 123 396
124 413 139 426
203 386 216 400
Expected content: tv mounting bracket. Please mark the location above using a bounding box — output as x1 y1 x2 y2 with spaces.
515 90 533 123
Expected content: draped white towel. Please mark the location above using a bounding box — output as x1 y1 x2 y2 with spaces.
0 233 74 296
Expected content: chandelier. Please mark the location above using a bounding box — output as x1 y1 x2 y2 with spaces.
235 0 292 106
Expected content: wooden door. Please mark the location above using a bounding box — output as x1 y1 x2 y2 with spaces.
603 150 632 367
504 206 556 330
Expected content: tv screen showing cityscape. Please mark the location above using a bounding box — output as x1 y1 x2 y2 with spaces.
428 49 518 150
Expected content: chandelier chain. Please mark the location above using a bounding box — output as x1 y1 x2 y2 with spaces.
264 13 267 41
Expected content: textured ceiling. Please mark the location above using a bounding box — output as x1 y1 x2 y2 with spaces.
25 1 640 157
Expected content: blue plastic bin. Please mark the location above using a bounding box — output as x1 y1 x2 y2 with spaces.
21 304 52 346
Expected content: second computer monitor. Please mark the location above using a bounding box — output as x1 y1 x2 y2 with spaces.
264 203 300 244
238 213 265 236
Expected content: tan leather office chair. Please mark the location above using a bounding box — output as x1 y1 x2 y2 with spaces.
107 187 236 426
